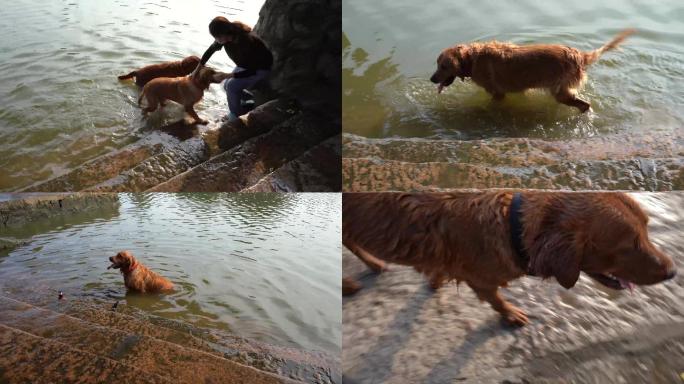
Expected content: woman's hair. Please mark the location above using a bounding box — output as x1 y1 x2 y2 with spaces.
209 16 251 37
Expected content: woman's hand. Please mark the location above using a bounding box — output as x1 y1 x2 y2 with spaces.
218 72 233 82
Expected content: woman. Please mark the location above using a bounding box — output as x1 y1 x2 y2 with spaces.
193 16 273 121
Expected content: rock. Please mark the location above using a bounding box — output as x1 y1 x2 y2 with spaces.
245 134 341 192
0 193 120 229
254 0 341 116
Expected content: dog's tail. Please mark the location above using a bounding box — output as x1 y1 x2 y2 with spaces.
118 71 136 81
583 29 635 66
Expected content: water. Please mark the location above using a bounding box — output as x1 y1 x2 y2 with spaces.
0 193 341 355
343 0 684 140
0 0 264 191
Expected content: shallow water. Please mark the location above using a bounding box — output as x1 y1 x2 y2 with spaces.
342 0 684 140
0 0 263 191
0 193 341 355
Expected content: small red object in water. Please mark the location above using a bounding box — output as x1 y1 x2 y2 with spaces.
58 291 64 300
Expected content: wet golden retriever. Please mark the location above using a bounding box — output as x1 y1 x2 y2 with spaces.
137 67 231 125
118 56 201 87
108 250 174 293
430 29 634 112
343 192 676 326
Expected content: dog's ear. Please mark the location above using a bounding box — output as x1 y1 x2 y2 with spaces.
453 45 470 81
120 251 134 268
529 232 582 289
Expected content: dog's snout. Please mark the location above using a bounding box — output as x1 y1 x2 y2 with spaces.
430 74 438 83
665 268 677 280
109 256 114 262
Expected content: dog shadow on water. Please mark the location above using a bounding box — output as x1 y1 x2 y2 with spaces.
138 116 201 142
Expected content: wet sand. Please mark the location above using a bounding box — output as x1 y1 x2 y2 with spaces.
342 192 684 383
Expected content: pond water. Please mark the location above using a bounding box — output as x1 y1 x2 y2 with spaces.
0 193 341 356
0 0 264 191
343 0 684 140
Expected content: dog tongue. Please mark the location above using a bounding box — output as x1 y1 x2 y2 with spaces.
437 84 444 94
107 264 115 270
618 278 635 293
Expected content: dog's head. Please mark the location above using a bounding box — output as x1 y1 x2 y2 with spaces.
181 56 201 71
430 45 469 93
108 250 136 273
193 67 230 90
529 194 676 290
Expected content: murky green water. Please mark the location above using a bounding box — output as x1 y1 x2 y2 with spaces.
343 0 684 140
342 0 684 191
0 0 263 191
0 193 341 355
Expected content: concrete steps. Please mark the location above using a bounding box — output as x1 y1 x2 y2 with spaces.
0 294 301 383
0 323 174 384
342 133 684 191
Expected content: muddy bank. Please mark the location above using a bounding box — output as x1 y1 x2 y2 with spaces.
342 133 684 191
342 192 684 383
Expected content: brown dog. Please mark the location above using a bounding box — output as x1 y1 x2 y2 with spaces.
138 67 230 125
343 192 676 326
430 30 634 112
108 251 174 293
118 56 201 87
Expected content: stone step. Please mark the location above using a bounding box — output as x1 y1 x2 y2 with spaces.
0 295 300 384
20 130 210 193
245 134 341 192
0 322 174 384
342 133 684 191
0 286 339 384
217 98 299 151
148 112 340 192
343 157 683 191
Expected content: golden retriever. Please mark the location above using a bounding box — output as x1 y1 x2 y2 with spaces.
108 250 174 293
138 67 230 125
343 192 676 326
430 29 635 112
118 56 201 87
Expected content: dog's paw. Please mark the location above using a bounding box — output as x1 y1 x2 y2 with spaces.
502 305 529 326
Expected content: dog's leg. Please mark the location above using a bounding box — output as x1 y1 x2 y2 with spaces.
342 277 363 296
142 103 157 114
186 106 208 125
554 88 591 113
343 239 387 273
466 281 529 326
428 272 448 290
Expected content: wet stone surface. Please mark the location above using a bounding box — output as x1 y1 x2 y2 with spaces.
0 285 339 384
343 133 684 191
150 112 340 192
